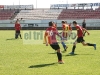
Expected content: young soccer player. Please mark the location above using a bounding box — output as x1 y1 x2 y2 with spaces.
70 21 96 55
61 21 72 51
44 21 64 64
15 19 22 39
82 19 86 36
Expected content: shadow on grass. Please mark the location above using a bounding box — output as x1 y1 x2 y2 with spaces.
48 53 56 54
66 54 94 56
66 54 78 56
6 38 16 40
29 63 56 68
61 51 67 53
80 54 94 55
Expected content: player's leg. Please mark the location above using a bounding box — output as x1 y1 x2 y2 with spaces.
56 48 63 63
61 41 67 51
79 37 96 50
61 37 68 51
15 31 17 39
20 34 22 39
69 37 81 54
81 42 96 50
69 41 77 55
15 31 18 39
50 43 64 64
18 30 22 39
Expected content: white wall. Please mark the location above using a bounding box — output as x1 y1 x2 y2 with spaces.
0 19 100 27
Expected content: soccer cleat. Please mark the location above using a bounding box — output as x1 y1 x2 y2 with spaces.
58 60 64 64
94 44 96 50
64 46 68 51
69 52 74 55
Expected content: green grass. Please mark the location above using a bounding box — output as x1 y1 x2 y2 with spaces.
0 30 100 75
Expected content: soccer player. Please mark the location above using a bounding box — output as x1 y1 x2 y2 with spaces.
62 21 69 38
61 21 72 51
82 19 86 36
52 22 67 52
70 21 96 55
68 23 72 37
44 21 64 64
15 19 22 39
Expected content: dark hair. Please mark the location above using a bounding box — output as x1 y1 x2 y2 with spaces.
49 21 53 26
73 21 77 24
21 18 23 20
62 21 67 24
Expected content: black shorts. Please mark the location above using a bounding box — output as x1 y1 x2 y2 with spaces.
77 37 85 43
16 30 20 34
50 43 60 50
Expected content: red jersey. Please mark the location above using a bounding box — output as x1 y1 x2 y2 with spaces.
15 23 21 31
62 24 70 37
62 24 70 31
45 27 58 44
76 25 83 37
69 25 72 31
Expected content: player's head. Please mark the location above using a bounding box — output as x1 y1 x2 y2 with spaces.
62 21 67 24
17 19 19 21
73 21 77 26
21 18 23 20
52 22 57 28
49 21 54 27
15 19 20 24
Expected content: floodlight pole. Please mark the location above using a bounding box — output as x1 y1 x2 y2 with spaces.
36 0 37 8
66 0 68 9
19 0 20 5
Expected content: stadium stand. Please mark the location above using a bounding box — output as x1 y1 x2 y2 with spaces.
0 4 100 30
58 9 100 19
0 10 15 20
15 9 63 20
14 9 100 20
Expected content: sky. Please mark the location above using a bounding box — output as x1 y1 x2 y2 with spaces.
0 0 100 8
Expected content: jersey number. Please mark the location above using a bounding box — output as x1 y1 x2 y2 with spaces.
47 30 53 36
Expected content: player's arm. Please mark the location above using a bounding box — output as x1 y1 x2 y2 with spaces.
83 28 90 35
57 33 62 38
44 31 48 46
55 29 63 39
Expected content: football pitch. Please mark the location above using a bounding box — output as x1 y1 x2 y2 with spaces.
0 30 100 75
